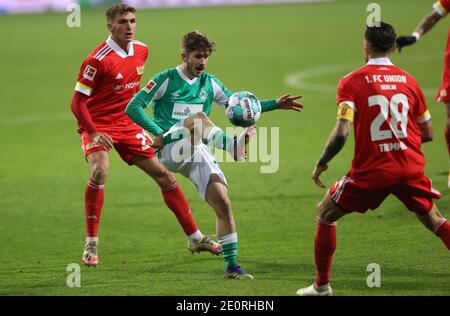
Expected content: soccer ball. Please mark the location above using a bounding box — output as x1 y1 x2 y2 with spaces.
225 91 261 127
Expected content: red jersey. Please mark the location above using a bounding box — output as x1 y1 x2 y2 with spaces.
434 1 450 101
337 58 431 187
74 36 148 133
434 0 450 16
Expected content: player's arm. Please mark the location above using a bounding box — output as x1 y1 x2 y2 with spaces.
260 95 303 113
419 120 434 143
125 76 169 148
416 109 434 143
397 8 443 52
72 60 113 148
312 103 353 188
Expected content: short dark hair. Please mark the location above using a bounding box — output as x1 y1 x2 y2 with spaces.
181 30 216 56
106 4 135 22
365 22 397 53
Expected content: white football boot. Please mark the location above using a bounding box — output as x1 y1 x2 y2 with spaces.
82 239 99 267
188 235 222 255
296 283 333 296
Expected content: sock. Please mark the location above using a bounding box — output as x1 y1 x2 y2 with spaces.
86 237 98 243
219 232 238 270
85 178 104 238
205 126 233 152
161 182 198 236
188 230 204 243
443 126 450 156
434 218 450 250
314 217 337 286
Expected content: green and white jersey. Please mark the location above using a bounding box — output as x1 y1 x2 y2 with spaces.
133 66 231 133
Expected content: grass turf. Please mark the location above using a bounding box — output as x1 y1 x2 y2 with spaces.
0 0 448 295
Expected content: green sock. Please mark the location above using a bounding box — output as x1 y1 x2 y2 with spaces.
206 127 233 151
221 242 238 270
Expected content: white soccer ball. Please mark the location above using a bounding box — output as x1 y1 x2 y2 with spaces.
225 91 261 127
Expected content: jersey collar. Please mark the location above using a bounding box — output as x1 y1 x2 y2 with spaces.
367 58 393 66
176 66 198 85
106 36 134 58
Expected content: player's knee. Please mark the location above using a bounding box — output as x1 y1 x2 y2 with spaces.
91 165 108 183
316 200 327 217
316 201 336 222
156 169 175 188
213 196 232 217
193 112 208 121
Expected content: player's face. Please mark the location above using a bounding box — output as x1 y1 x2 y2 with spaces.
108 12 136 44
183 50 209 78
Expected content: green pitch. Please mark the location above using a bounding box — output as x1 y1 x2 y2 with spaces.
0 0 448 296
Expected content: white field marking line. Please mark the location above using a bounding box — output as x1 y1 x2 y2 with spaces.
0 112 73 125
285 53 441 97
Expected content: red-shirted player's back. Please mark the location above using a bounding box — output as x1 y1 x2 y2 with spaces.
75 37 148 133
337 60 430 186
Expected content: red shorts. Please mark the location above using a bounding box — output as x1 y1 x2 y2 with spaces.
329 174 442 215
80 127 156 165
437 31 450 103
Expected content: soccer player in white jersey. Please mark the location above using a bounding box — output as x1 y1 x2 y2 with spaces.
126 30 302 279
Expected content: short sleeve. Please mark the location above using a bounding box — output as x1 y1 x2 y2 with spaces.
336 76 356 110
74 57 103 96
434 0 450 16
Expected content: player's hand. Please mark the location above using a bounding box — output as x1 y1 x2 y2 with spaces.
151 134 164 151
276 94 303 112
396 36 417 52
311 163 328 188
91 132 113 149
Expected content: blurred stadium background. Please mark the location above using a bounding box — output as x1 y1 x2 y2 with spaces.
0 0 448 295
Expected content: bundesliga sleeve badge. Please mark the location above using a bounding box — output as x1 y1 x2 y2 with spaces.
144 80 156 93
83 65 97 81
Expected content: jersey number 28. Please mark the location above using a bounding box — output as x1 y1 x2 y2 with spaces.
368 93 409 141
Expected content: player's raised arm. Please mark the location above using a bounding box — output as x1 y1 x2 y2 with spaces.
275 94 303 112
259 94 303 113
396 9 443 52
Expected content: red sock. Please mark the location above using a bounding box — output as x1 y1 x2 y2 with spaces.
85 178 104 238
435 218 450 250
314 217 337 286
445 127 450 156
161 182 198 236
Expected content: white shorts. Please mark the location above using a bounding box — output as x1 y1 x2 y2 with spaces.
159 122 227 199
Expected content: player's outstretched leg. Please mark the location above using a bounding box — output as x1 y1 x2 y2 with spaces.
297 193 347 295
180 112 255 161
133 156 221 255
415 203 450 250
82 151 108 267
205 175 253 279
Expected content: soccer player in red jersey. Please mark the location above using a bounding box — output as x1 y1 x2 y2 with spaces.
297 22 450 296
397 0 450 188
71 4 220 267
